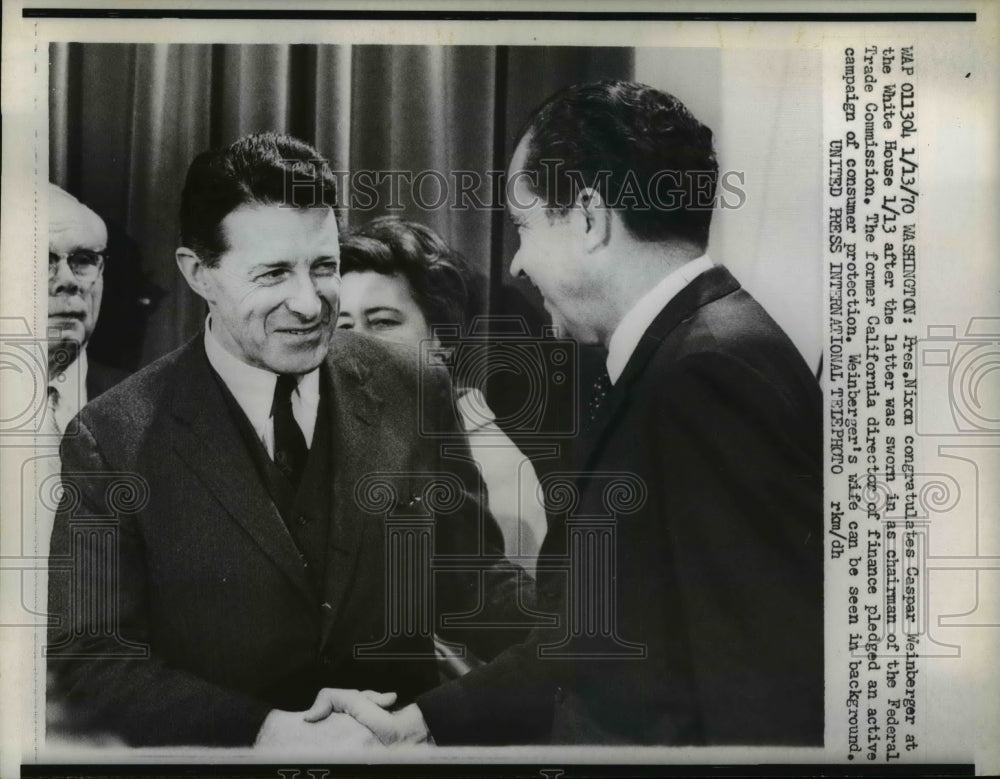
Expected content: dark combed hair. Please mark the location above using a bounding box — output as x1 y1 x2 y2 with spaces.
338 217 484 348
179 132 339 266
515 79 717 248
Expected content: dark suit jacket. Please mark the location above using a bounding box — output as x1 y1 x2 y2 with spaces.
48 331 526 746
417 266 824 745
85 356 129 400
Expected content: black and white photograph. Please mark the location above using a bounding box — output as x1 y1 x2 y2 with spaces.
0 3 997 777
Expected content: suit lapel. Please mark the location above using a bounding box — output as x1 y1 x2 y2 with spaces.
319 342 384 647
168 339 314 604
581 266 742 473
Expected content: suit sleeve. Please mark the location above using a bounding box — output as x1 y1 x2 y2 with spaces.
417 351 822 745
414 367 564 745
47 417 272 746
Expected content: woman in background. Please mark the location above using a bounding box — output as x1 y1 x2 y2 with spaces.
336 217 548 577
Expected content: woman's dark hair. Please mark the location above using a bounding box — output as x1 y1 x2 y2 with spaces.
338 217 485 350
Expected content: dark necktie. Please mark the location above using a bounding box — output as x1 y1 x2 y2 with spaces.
46 385 63 436
271 374 307 487
584 364 614 437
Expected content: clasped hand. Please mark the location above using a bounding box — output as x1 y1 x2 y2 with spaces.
303 688 432 746
256 689 430 750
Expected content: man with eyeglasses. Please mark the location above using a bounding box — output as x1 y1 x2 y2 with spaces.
47 183 126 434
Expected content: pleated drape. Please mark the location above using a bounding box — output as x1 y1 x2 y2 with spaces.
347 45 498 259
50 43 636 368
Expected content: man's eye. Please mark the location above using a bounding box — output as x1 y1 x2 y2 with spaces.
256 269 289 284
369 318 401 330
69 250 101 267
313 260 340 276
336 319 352 330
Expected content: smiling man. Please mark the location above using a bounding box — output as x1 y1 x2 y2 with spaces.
429 79 823 745
326 80 823 747
47 133 525 748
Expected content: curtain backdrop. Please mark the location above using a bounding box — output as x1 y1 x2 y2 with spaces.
49 43 633 368
49 44 820 373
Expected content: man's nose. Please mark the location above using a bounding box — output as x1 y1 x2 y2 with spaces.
50 255 82 294
284 273 324 320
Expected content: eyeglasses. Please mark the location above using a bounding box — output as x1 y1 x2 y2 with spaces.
49 249 106 284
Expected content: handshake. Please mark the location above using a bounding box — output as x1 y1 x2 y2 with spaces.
255 689 433 750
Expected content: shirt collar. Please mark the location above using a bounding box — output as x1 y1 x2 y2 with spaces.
203 317 320 444
455 386 497 432
606 253 714 384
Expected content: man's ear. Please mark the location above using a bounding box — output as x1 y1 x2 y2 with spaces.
428 336 451 367
576 187 612 253
175 247 215 304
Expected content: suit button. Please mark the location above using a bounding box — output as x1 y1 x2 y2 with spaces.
321 602 333 611
297 515 308 526
322 656 333 666
554 686 565 703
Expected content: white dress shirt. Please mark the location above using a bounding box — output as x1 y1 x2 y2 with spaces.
606 254 714 384
455 387 548 575
47 349 88 435
203 318 320 457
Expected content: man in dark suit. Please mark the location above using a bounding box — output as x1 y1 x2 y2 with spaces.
326 80 823 746
46 133 525 747
46 184 127 434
